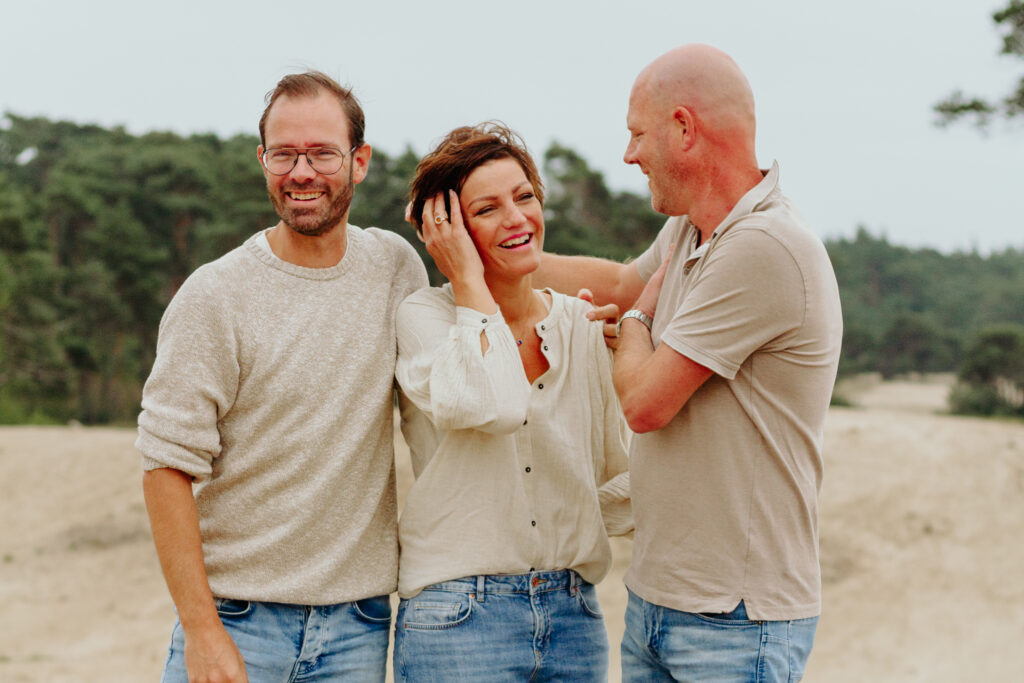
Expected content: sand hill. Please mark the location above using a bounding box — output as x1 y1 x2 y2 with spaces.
1 375 1021 682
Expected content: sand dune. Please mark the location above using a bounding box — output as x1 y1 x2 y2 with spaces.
1 375 1021 682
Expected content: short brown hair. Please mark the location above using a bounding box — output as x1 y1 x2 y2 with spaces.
409 122 544 231
258 71 365 149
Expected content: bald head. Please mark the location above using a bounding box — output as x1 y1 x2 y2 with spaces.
624 44 763 225
633 44 756 145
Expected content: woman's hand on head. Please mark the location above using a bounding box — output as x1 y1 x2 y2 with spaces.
419 191 486 286
420 191 496 315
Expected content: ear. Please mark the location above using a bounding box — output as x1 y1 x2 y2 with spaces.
351 143 372 185
256 145 269 179
673 106 696 151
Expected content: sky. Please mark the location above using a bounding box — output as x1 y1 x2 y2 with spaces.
3 0 1021 254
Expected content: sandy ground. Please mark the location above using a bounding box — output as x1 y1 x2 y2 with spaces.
1 374 1022 682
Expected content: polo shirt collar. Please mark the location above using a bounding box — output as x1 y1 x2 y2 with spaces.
715 160 780 238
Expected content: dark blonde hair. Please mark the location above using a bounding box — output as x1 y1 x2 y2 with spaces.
409 122 544 231
258 71 365 149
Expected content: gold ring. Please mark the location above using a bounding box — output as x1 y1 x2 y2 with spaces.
434 215 445 225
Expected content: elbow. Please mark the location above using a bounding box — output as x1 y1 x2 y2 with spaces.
622 401 672 434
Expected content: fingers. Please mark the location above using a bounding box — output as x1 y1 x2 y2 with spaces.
419 194 449 243
603 321 620 350
576 288 594 304
447 190 464 230
586 302 620 323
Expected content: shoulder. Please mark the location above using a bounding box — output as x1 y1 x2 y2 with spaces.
398 284 455 318
356 226 420 261
721 202 829 275
353 226 428 286
172 240 258 305
550 290 606 349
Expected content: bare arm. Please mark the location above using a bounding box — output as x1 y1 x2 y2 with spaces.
611 251 713 433
143 467 248 683
534 252 647 314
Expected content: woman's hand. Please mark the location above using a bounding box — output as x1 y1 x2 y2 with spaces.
421 191 497 315
419 191 486 288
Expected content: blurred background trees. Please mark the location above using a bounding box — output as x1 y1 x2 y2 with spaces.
935 0 1024 126
1 113 1022 423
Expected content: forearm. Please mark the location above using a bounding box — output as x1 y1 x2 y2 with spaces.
612 319 659 432
144 467 251 680
397 302 530 433
613 321 714 433
535 253 642 312
142 467 220 632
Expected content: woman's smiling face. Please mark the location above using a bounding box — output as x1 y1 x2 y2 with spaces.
459 157 545 280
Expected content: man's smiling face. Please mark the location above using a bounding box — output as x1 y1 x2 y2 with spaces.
258 91 362 236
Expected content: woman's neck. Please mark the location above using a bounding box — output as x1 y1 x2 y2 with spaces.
486 274 542 325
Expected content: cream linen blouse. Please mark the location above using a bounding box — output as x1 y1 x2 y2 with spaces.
395 285 632 598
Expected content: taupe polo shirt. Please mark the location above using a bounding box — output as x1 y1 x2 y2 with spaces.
628 162 842 621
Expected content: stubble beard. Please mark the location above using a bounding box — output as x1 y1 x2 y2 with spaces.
268 168 355 237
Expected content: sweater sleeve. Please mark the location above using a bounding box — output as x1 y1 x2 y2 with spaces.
395 289 530 434
136 269 239 480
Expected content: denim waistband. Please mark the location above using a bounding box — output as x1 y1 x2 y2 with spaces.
423 569 584 599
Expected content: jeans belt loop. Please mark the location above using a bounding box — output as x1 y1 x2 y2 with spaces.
475 575 486 603
569 569 579 594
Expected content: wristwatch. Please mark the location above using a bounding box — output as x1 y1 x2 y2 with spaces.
616 309 654 337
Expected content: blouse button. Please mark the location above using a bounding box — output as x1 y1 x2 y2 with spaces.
531 520 537 527
537 383 544 389
540 325 546 330
543 345 548 351
481 318 487 323
525 466 531 473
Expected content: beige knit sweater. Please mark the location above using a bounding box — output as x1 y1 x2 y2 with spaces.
137 226 427 604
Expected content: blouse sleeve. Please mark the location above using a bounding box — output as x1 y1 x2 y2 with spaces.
395 289 531 434
590 314 634 536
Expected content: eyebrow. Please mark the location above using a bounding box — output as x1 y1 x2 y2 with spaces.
466 182 533 209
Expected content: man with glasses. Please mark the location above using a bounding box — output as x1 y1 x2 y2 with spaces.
137 71 427 682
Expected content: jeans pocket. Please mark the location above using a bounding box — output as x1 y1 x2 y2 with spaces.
399 592 473 631
214 598 252 618
694 601 757 627
353 594 393 624
574 583 604 619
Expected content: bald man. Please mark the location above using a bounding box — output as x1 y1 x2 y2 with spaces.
535 44 842 681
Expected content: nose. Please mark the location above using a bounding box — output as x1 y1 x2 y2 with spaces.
623 140 638 165
290 153 317 181
502 204 527 228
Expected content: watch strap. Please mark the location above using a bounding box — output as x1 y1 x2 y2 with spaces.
616 309 654 336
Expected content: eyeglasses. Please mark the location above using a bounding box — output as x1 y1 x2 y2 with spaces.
261 145 359 176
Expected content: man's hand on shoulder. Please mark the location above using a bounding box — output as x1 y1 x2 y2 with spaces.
578 288 621 350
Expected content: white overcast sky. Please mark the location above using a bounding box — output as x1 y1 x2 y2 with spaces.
3 0 1021 253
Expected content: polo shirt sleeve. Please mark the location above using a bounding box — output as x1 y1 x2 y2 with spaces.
659 225 807 380
634 216 685 282
395 289 530 434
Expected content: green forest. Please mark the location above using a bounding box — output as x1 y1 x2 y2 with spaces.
1 114 1022 425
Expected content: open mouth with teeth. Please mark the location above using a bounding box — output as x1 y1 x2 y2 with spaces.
499 234 533 249
287 190 325 201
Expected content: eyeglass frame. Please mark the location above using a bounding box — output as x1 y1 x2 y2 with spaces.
260 144 361 176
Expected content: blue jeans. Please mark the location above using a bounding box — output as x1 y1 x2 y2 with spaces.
621 589 818 683
393 569 608 681
161 595 392 682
